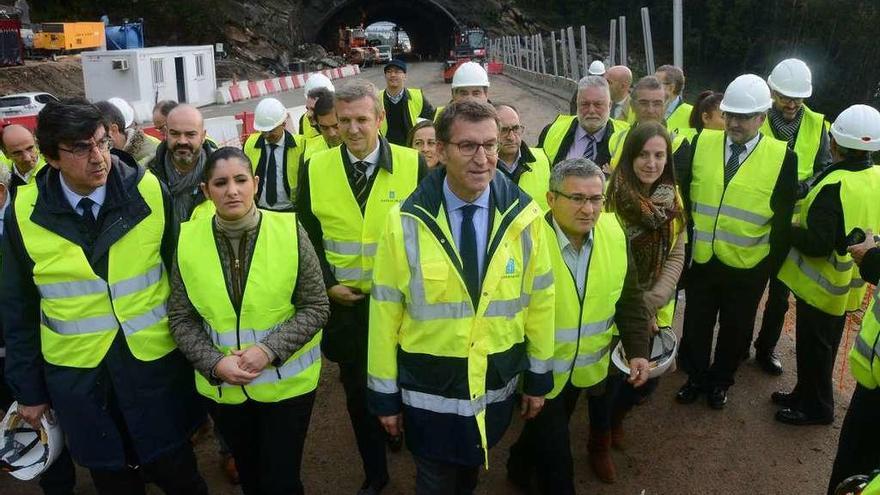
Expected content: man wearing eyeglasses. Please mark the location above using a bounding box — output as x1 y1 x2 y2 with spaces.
297 79 426 495
368 100 555 494
539 75 629 172
752 58 832 377
495 103 551 210
1 99 208 494
507 158 649 492
676 75 798 410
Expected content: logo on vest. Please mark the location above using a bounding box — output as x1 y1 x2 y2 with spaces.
381 190 399 203
505 258 517 276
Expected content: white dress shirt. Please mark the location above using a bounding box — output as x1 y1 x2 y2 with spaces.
257 137 293 210
346 141 382 179
553 218 593 299
60 173 106 218
724 132 762 169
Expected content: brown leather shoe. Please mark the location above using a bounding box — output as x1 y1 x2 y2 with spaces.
221 453 240 485
588 428 616 483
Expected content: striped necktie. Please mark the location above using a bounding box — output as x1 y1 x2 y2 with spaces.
583 133 597 161
351 160 370 211
724 142 746 186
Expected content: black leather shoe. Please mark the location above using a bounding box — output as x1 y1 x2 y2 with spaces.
386 433 403 453
774 408 833 426
675 380 703 404
770 391 798 408
357 476 389 495
707 387 728 410
756 350 784 375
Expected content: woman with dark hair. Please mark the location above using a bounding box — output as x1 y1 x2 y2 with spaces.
604 122 686 448
406 118 440 168
168 147 329 495
680 90 725 140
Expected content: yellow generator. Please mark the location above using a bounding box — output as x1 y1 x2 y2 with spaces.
34 22 105 52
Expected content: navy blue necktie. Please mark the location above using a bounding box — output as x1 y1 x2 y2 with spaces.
460 204 480 301
265 144 278 206
77 197 98 233
725 142 746 186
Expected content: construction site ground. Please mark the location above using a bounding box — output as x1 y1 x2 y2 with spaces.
0 61 858 495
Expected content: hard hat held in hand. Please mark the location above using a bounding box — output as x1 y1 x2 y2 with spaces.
831 104 880 152
108 97 135 129
253 98 289 132
767 58 812 98
612 327 678 378
452 62 490 89
0 402 64 481
720 74 772 114
303 73 335 97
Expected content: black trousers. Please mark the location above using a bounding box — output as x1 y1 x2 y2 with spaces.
88 442 207 495
791 298 845 419
827 384 880 495
339 358 389 485
39 447 77 495
414 455 480 495
680 262 769 388
754 276 791 354
508 381 615 495
212 392 316 495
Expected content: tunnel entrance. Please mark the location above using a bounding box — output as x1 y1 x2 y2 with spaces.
306 0 460 60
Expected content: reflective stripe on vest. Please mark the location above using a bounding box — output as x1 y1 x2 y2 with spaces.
690 130 787 268
546 214 627 399
401 375 519 417
778 166 880 316
541 115 629 164
177 210 321 404
379 88 424 136
243 132 304 197
308 143 420 292
16 172 175 368
849 289 880 389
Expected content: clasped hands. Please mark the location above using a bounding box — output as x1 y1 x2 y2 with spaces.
213 346 271 385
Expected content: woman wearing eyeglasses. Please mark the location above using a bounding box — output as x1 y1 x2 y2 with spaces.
604 121 685 454
168 147 329 495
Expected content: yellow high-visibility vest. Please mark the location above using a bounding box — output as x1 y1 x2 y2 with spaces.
778 166 880 316
546 214 627 399
15 172 176 368
308 143 420 292
690 130 788 268
666 101 693 136
379 88 424 136
541 115 629 165
242 131 305 198
177 211 321 404
760 105 826 181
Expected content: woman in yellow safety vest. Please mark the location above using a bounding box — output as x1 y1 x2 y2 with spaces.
168 147 329 495
407 119 440 169
604 122 685 448
678 90 724 141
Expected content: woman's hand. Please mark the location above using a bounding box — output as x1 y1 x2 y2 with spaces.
234 347 271 374
213 355 260 385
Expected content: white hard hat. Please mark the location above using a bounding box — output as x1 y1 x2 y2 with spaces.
0 403 64 481
303 73 334 98
451 62 490 89
830 104 880 152
767 58 812 98
611 327 678 378
253 98 288 132
107 97 135 129
588 60 606 76
719 74 772 114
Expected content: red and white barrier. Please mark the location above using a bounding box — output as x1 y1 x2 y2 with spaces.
214 65 361 106
278 76 290 91
215 86 233 105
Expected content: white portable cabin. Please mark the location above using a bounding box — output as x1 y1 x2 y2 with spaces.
82 45 216 123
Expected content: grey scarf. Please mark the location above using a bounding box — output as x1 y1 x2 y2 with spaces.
163 148 207 224
769 106 804 147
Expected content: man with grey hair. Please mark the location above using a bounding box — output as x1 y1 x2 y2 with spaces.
606 65 634 122
368 100 554 494
297 78 426 495
507 158 649 490
539 75 630 169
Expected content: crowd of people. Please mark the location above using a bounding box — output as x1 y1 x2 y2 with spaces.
0 54 878 495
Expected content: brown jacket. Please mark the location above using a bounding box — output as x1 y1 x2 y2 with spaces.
168 218 329 382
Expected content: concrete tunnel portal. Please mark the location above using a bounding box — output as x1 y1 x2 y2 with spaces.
306 0 462 60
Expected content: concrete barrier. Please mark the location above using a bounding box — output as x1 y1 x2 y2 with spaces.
267 78 281 93
216 86 233 105
205 115 244 148
235 81 252 100
501 65 577 103
248 81 265 98
278 76 290 91
292 74 304 89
